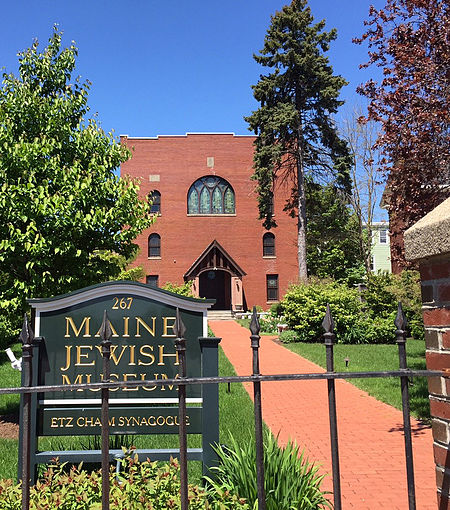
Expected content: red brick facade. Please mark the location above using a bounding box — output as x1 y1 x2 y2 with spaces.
120 133 298 310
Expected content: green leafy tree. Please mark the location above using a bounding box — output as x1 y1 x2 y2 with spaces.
306 181 362 282
245 0 352 279
0 29 153 325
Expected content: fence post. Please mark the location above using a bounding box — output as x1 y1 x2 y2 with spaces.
395 302 416 510
174 308 188 510
250 307 266 510
20 314 34 510
322 304 342 510
100 310 112 510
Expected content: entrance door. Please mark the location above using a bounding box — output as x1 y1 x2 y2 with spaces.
199 270 231 310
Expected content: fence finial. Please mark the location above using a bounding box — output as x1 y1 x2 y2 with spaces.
99 310 112 342
175 307 186 340
250 306 260 336
20 314 34 346
322 304 335 334
394 302 408 333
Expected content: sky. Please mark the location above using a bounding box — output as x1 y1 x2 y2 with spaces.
0 0 386 138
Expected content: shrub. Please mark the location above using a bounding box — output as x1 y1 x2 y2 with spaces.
279 330 299 344
162 281 195 298
364 270 424 341
206 432 330 510
259 313 280 334
0 453 248 509
281 279 363 343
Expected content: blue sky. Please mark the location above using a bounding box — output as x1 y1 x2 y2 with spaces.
1 0 385 138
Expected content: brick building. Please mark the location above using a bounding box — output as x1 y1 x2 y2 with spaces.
120 133 298 311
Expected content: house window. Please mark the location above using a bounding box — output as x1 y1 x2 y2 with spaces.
263 232 275 257
379 229 387 244
146 275 159 287
149 190 161 214
148 233 161 258
266 274 279 301
187 176 235 214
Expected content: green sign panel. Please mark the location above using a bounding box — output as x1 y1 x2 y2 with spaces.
39 407 202 436
20 281 219 480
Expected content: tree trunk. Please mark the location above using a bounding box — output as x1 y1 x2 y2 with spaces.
297 148 308 280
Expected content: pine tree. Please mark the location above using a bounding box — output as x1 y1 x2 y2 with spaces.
245 0 352 279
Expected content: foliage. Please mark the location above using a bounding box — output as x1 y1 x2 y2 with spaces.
306 181 363 281
355 0 450 270
281 278 402 344
279 329 300 344
245 0 352 278
0 29 153 327
364 270 424 341
281 279 363 343
162 281 195 298
0 453 249 509
206 431 330 510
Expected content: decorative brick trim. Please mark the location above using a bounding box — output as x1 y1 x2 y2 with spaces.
423 307 450 327
431 397 450 420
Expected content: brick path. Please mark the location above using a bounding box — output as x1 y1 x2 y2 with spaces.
210 320 436 510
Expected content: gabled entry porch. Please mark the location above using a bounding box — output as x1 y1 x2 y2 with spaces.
184 240 246 311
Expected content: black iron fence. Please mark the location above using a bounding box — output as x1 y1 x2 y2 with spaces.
3 304 444 510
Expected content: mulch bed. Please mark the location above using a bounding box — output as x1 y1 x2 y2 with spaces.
0 414 19 440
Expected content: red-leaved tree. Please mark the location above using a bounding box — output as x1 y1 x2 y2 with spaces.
355 0 449 272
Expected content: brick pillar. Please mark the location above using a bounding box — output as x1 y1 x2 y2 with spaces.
405 197 450 509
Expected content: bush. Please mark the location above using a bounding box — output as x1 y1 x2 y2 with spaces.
259 313 280 334
281 279 363 343
279 330 299 344
162 281 195 298
0 453 248 509
365 270 424 341
207 432 330 510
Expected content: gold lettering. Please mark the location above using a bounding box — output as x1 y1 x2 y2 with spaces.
62 373 84 391
140 373 156 391
135 317 156 337
162 317 176 337
123 317 130 337
75 345 95 366
166 415 174 426
138 345 155 366
65 316 91 338
60 346 72 372
110 345 128 366
77 417 85 427
129 344 136 365
148 416 156 426
51 417 58 428
158 345 179 366
157 416 165 426
123 373 138 391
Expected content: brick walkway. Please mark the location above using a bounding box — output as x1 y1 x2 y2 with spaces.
210 320 436 510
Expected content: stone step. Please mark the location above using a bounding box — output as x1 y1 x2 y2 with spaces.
207 310 234 321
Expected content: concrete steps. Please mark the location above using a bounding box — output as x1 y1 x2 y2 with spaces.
207 310 234 321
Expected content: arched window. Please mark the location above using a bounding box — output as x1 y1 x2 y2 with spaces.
187 176 235 214
149 190 161 214
148 233 161 258
263 232 275 257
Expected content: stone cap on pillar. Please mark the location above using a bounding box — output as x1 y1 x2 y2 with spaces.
404 197 450 262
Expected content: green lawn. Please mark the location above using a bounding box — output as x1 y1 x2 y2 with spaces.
0 345 257 482
284 339 430 421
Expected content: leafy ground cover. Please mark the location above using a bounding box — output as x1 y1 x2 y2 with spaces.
284 339 430 421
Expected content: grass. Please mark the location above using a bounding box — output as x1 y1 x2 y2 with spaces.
0 345 257 482
284 339 430 421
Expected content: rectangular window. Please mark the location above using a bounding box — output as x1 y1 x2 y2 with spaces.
146 275 159 287
266 274 279 301
379 229 387 244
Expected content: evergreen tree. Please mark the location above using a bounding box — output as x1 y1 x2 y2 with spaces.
0 29 153 326
245 0 352 279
